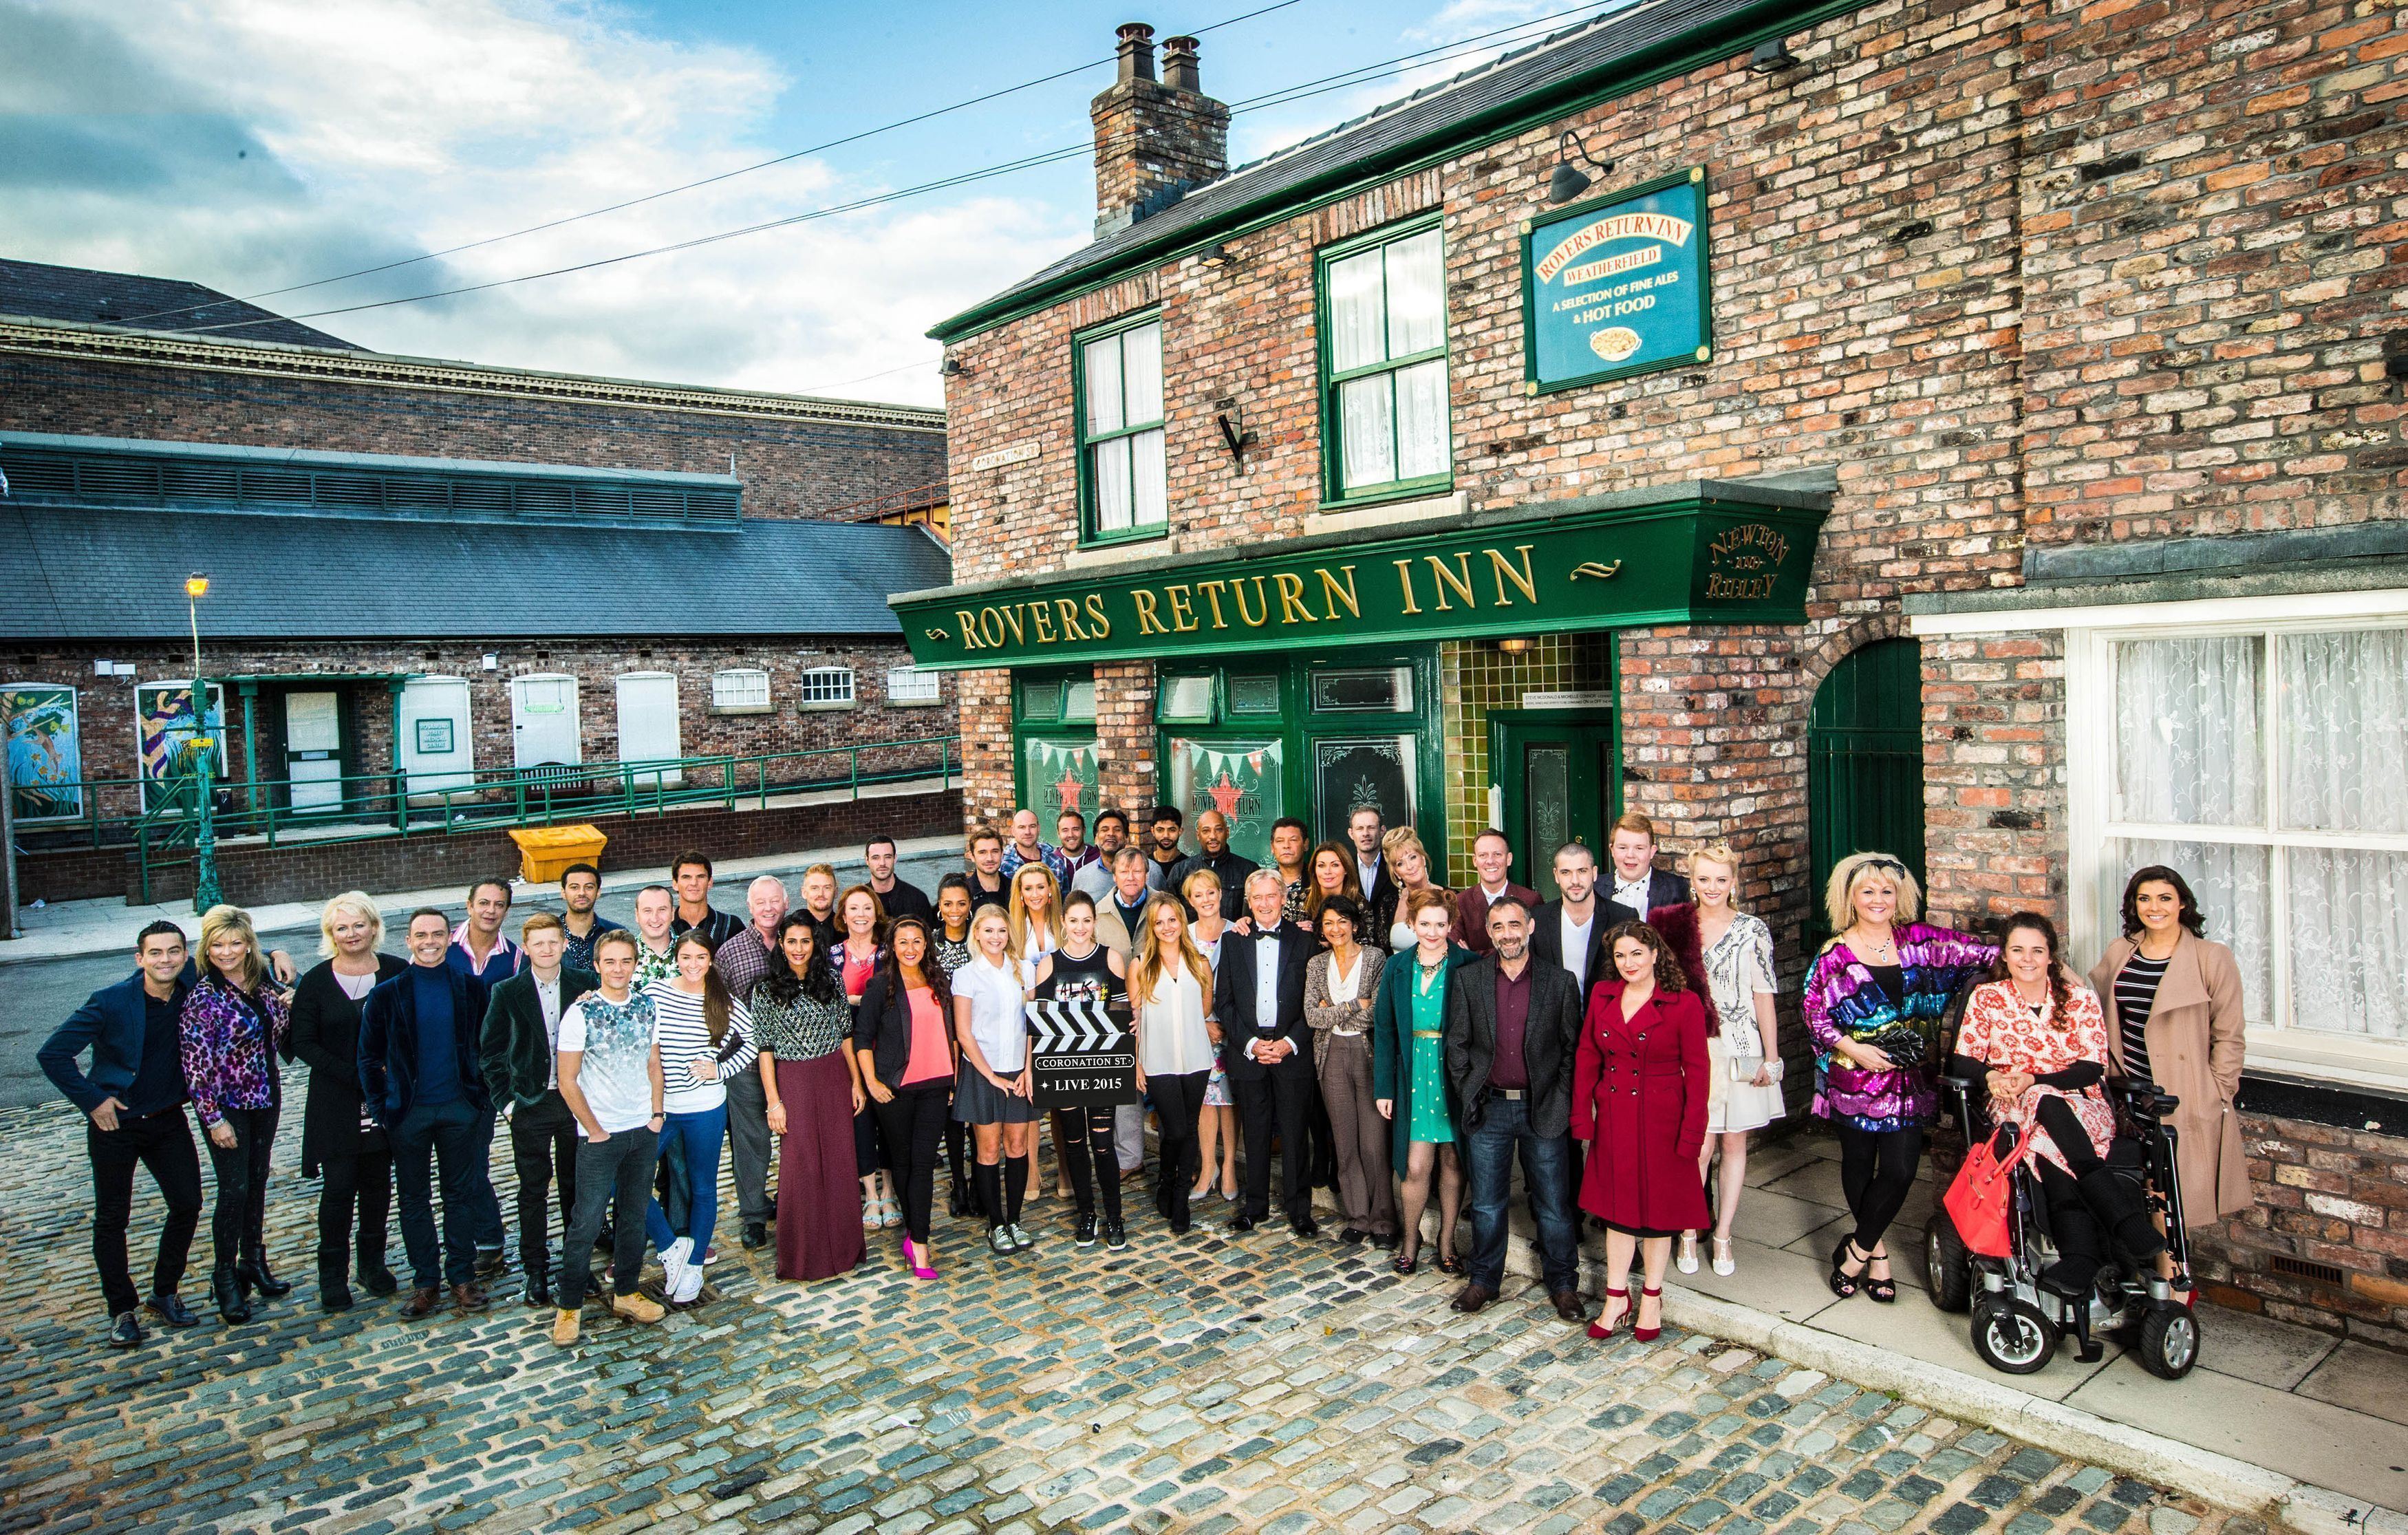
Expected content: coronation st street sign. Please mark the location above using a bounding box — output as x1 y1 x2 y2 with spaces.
892 497 1825 671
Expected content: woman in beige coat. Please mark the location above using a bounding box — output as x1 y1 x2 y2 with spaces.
2087 866 2252 1230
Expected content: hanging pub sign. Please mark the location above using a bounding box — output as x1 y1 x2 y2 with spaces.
1024 999 1138 1110
1521 166 1712 394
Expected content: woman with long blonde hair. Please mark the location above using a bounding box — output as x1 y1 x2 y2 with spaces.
1670 843 1784 1278
180 904 293 1321
1007 863 1073 1203
1130 895 1221 1234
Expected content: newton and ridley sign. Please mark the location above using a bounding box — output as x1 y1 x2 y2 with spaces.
891 497 1824 672
1523 167 1712 394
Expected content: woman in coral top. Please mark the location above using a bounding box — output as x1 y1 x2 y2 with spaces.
1573 921 1710 1343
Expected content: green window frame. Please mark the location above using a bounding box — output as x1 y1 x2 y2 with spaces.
1316 217 1452 508
1073 309 1168 546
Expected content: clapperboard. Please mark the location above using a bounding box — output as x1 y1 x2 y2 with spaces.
1024 999 1139 1110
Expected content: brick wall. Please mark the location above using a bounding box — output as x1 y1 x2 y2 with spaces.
1 637 954 809
1918 630 2068 929
0 350 945 521
19 788 962 908
2202 1113 2408 1349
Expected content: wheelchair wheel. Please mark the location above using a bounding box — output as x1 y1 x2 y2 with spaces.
1925 1210 1972 1313
1971 1296 2056 1375
2136 1305 2200 1380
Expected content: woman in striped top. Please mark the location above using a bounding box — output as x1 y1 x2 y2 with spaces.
643 931 756 1305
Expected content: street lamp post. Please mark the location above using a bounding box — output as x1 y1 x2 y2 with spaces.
185 574 222 914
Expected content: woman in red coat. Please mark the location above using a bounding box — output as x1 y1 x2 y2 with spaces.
1573 921 1710 1342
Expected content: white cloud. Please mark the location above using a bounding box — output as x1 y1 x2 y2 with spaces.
0 0 1090 404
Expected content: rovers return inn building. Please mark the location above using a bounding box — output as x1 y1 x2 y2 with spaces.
895 3 2408 1340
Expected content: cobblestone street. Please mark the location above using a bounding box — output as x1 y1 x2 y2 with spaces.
0 1095 2248 1535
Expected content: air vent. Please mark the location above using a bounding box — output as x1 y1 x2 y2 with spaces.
2269 1254 2346 1287
574 484 635 518
514 482 574 517
0 454 75 495
240 469 312 502
385 477 451 511
160 464 241 502
313 473 385 506
76 461 164 500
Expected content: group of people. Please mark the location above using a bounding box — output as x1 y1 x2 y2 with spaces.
41 803 2250 1353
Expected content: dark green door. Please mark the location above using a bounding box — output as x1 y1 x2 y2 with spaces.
1807 638 1926 939
1492 713 1617 903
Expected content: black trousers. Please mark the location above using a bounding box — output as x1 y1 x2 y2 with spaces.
390 1098 486 1290
509 1092 579 1282
1834 1120 1924 1252
560 1126 660 1308
1053 1103 1124 1224
87 1109 204 1317
1234 1066 1315 1223
204 1104 278 1270
1147 1071 1210 1228
317 1146 394 1282
870 1083 952 1243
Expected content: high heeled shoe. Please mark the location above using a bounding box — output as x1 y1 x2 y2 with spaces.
1827 1238 1865 1299
1587 1285 1629 1340
1633 1285 1664 1342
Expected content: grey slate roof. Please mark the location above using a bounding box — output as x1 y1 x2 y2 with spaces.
934 0 1783 339
0 257 361 349
0 499 950 642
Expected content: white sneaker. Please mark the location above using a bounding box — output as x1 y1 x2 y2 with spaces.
671 1263 704 1305
1677 1233 1700 1274
659 1236 692 1291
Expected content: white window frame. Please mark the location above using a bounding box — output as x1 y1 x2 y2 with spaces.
798 665 857 711
710 667 772 713
2063 592 2408 1093
885 665 942 707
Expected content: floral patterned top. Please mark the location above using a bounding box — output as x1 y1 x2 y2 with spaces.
1803 922 1996 1133
633 941 679 991
1701 912 1779 1049
180 974 291 1127
1955 979 2115 1176
752 987 854 1062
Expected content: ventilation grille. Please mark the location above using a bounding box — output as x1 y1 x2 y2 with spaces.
2269 1254 2346 1287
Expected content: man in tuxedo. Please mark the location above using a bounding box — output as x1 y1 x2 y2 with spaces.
1215 870 1319 1236
1600 812 1690 927
1454 829 1540 956
1444 896 1586 1321
1530 841 1610 1007
1346 807 1398 948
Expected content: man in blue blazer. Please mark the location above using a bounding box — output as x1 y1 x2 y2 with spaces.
38 921 207 1349
1216 869 1320 1236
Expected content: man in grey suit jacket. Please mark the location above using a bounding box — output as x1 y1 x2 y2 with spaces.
1443 894 1587 1323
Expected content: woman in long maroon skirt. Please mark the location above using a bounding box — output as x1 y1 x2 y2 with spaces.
755 914 866 1281
1572 921 1710 1343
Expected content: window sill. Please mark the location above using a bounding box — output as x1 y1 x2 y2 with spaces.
708 703 773 716
797 702 858 713
1309 489 1468 536
1065 533 1171 569
885 697 946 708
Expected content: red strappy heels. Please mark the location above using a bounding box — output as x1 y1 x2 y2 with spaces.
1587 1285 1628 1340
1634 1285 1664 1342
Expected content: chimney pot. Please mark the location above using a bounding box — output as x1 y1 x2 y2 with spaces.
1115 22 1157 84
1161 35 1201 92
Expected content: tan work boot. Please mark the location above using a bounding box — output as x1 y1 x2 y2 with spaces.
550 1307 580 1346
611 1291 665 1324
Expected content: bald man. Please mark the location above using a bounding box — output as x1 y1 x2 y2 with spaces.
708 874 787 1250
1170 809 1259 922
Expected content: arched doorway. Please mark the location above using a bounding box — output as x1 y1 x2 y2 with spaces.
1807 638 1926 939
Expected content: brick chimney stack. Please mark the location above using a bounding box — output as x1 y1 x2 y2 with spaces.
1090 23 1229 237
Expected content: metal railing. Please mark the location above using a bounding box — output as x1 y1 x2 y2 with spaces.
13 736 959 905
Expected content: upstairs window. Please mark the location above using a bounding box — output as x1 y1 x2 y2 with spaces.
710 667 771 712
885 665 942 706
1320 222 1450 501
1077 313 1166 541
798 666 856 709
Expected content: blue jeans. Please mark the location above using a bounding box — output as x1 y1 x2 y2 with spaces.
645 1104 727 1260
1463 1094 1578 1294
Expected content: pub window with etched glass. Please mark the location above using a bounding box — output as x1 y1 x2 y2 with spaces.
1319 221 1449 502
1076 312 1165 542
2089 623 2407 1084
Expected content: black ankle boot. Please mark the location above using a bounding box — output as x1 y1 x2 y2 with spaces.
2078 1168 2167 1263
212 1263 252 1323
239 1245 294 1298
319 1269 355 1312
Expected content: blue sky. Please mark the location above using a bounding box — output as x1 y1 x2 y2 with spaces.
2 0 1601 404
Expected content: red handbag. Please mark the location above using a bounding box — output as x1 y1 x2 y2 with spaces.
1942 1129 2032 1258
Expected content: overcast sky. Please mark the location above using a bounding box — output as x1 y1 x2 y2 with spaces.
2 0 1611 406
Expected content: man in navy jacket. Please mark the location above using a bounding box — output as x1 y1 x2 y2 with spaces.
1216 870 1320 1236
38 921 206 1348
361 908 496 1318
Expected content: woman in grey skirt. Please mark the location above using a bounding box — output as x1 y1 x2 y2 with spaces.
952 904 1038 1255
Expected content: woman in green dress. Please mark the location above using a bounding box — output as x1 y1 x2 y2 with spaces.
1373 888 1474 1276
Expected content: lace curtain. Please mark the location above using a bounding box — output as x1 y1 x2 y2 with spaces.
2114 636 2261 825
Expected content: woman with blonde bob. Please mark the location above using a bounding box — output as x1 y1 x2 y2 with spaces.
1663 844 1784 1278
289 891 407 1310
1382 828 1453 953
1130 894 1221 1234
179 905 294 1321
1181 867 1239 1205
1801 852 1993 1302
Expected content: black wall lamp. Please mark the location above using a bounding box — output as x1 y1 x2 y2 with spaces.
940 357 969 378
1749 36 1801 73
1199 242 1238 268
1545 129 1615 204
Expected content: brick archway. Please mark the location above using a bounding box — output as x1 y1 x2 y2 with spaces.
1798 612 1910 699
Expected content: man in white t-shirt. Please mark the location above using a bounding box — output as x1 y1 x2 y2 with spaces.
550 932 667 1344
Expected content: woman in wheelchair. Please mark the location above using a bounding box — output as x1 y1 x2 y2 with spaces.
1948 914 2165 1304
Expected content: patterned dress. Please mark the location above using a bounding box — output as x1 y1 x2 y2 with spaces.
1955 980 2116 1176
1701 912 1784 1133
1802 922 1997 1133
751 988 854 1063
1407 963 1454 1144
